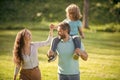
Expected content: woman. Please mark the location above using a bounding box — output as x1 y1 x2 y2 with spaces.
13 25 53 80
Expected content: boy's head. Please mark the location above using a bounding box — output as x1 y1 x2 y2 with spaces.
65 3 82 21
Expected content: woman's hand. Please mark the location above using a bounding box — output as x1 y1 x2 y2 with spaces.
49 24 55 31
49 24 55 36
13 66 20 80
13 75 16 80
81 34 85 39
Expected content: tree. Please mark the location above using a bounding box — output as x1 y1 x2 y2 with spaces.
82 0 89 29
110 0 120 23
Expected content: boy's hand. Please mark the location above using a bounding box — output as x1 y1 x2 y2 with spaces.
81 34 85 39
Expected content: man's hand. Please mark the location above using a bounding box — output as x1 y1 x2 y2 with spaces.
47 50 54 58
80 51 88 61
47 50 56 62
74 48 88 61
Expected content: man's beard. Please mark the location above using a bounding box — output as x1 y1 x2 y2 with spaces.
59 35 66 39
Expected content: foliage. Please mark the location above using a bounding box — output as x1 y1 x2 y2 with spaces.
0 21 52 30
88 23 120 33
105 23 120 32
0 0 119 24
0 0 82 22
89 0 120 24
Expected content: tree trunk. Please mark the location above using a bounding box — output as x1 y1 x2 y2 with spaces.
82 0 89 29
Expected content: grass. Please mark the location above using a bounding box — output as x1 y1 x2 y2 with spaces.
0 29 120 80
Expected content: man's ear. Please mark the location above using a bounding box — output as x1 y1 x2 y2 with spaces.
66 29 69 34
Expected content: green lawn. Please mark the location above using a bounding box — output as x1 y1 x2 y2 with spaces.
0 30 120 80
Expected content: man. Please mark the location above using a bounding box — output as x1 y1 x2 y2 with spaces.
47 22 88 80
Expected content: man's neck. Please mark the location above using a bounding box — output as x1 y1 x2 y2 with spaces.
63 35 70 42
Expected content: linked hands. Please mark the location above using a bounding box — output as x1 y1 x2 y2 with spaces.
49 24 55 36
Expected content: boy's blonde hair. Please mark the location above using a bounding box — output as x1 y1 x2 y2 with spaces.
65 4 82 21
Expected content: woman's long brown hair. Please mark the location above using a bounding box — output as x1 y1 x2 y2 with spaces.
13 29 26 67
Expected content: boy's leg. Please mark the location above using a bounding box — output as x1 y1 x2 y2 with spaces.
72 37 81 49
72 37 81 60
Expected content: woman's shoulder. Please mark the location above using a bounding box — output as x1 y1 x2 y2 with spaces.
30 42 34 44
30 42 38 49
30 42 36 46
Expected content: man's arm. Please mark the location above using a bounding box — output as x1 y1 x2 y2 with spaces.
80 51 88 61
75 48 88 61
75 41 88 61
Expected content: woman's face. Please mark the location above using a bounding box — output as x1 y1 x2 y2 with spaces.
24 30 32 43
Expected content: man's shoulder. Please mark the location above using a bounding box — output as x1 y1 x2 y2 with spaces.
59 36 73 43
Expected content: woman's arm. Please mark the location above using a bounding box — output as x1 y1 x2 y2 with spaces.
50 24 58 30
13 66 20 80
33 24 54 48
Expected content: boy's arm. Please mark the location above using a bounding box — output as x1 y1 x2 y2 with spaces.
78 27 85 39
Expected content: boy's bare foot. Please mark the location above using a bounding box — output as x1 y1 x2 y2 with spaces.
73 48 81 60
73 54 79 60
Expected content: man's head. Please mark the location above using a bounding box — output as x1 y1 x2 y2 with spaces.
57 22 70 39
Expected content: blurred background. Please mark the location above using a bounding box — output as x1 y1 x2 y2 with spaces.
0 0 120 80
0 0 119 31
